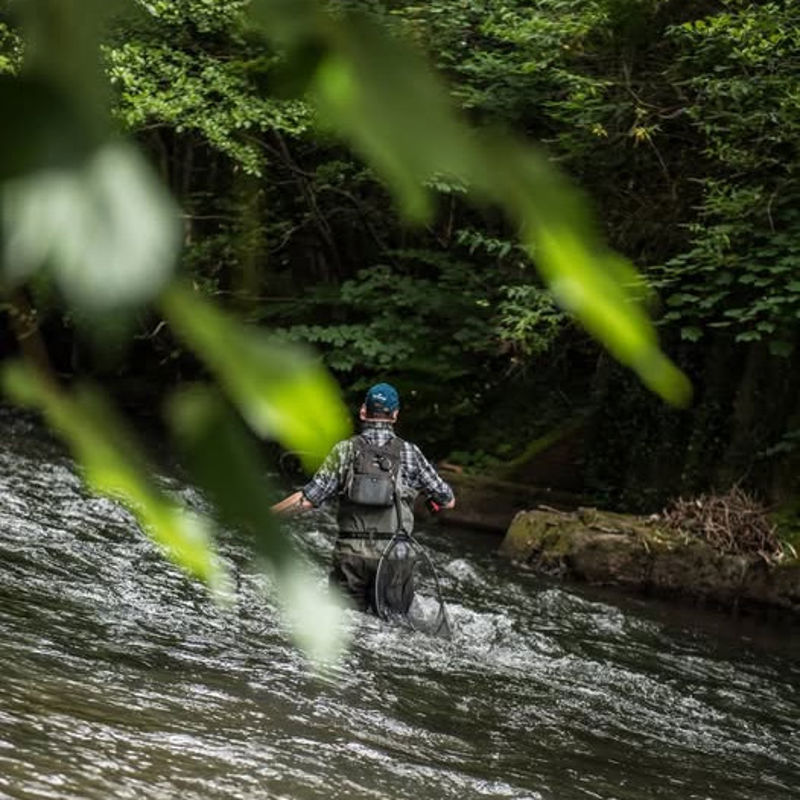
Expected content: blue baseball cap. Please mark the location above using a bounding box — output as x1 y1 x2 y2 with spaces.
364 382 400 415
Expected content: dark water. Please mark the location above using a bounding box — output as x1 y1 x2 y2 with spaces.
0 409 798 800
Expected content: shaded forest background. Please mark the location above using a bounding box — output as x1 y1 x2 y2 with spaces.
2 0 799 517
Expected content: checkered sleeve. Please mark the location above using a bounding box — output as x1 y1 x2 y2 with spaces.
301 440 352 507
406 443 454 506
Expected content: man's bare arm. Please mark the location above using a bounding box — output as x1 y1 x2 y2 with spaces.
271 490 313 514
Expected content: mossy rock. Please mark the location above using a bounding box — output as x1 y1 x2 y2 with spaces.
501 507 800 621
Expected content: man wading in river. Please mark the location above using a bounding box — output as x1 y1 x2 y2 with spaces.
271 383 455 615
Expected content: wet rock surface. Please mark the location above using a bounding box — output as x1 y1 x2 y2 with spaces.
500 507 800 620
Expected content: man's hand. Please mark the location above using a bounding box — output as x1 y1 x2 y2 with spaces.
271 490 313 514
426 496 455 513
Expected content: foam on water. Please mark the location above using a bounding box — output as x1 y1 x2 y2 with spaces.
0 410 797 800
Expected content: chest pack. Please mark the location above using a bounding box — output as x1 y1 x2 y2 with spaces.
346 435 403 507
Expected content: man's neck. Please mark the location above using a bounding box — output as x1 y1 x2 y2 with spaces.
361 418 395 429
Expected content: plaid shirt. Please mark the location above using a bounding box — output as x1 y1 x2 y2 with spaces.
302 421 454 508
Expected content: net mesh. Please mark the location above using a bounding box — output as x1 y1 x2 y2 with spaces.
374 535 452 639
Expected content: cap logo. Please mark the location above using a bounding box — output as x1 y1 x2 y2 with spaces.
365 382 399 414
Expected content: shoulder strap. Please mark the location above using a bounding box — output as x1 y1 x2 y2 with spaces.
346 434 399 474
383 435 403 455
383 436 403 478
350 434 371 471
388 438 408 532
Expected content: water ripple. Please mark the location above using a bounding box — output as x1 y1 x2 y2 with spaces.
0 410 797 799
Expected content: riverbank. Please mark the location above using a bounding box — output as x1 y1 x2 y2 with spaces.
499 507 800 622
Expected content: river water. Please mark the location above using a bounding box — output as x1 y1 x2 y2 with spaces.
0 409 798 800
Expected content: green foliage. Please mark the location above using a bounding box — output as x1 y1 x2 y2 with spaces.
105 41 312 175
456 228 521 260
649 3 800 353
278 262 491 376
0 19 22 74
396 0 631 153
277 254 560 361
248 0 690 406
659 204 800 352
134 0 250 32
495 284 566 359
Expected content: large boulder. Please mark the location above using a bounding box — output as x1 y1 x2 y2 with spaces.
500 507 800 619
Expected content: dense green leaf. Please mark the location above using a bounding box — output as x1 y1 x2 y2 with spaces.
680 326 702 342
105 40 312 176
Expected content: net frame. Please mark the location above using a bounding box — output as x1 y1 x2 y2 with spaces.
373 532 453 639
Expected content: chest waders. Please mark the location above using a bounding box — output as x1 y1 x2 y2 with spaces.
336 435 453 637
360 439 451 638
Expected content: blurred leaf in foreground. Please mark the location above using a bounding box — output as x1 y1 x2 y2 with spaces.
162 284 352 470
0 1 179 310
168 385 349 663
2 141 180 310
312 13 478 222
249 1 691 407
2 361 227 593
487 142 692 406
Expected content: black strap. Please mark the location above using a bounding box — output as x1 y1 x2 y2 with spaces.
355 433 402 461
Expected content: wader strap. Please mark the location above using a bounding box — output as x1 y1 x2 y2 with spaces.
394 473 409 536
337 530 393 541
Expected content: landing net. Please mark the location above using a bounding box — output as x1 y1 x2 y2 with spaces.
373 533 453 639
